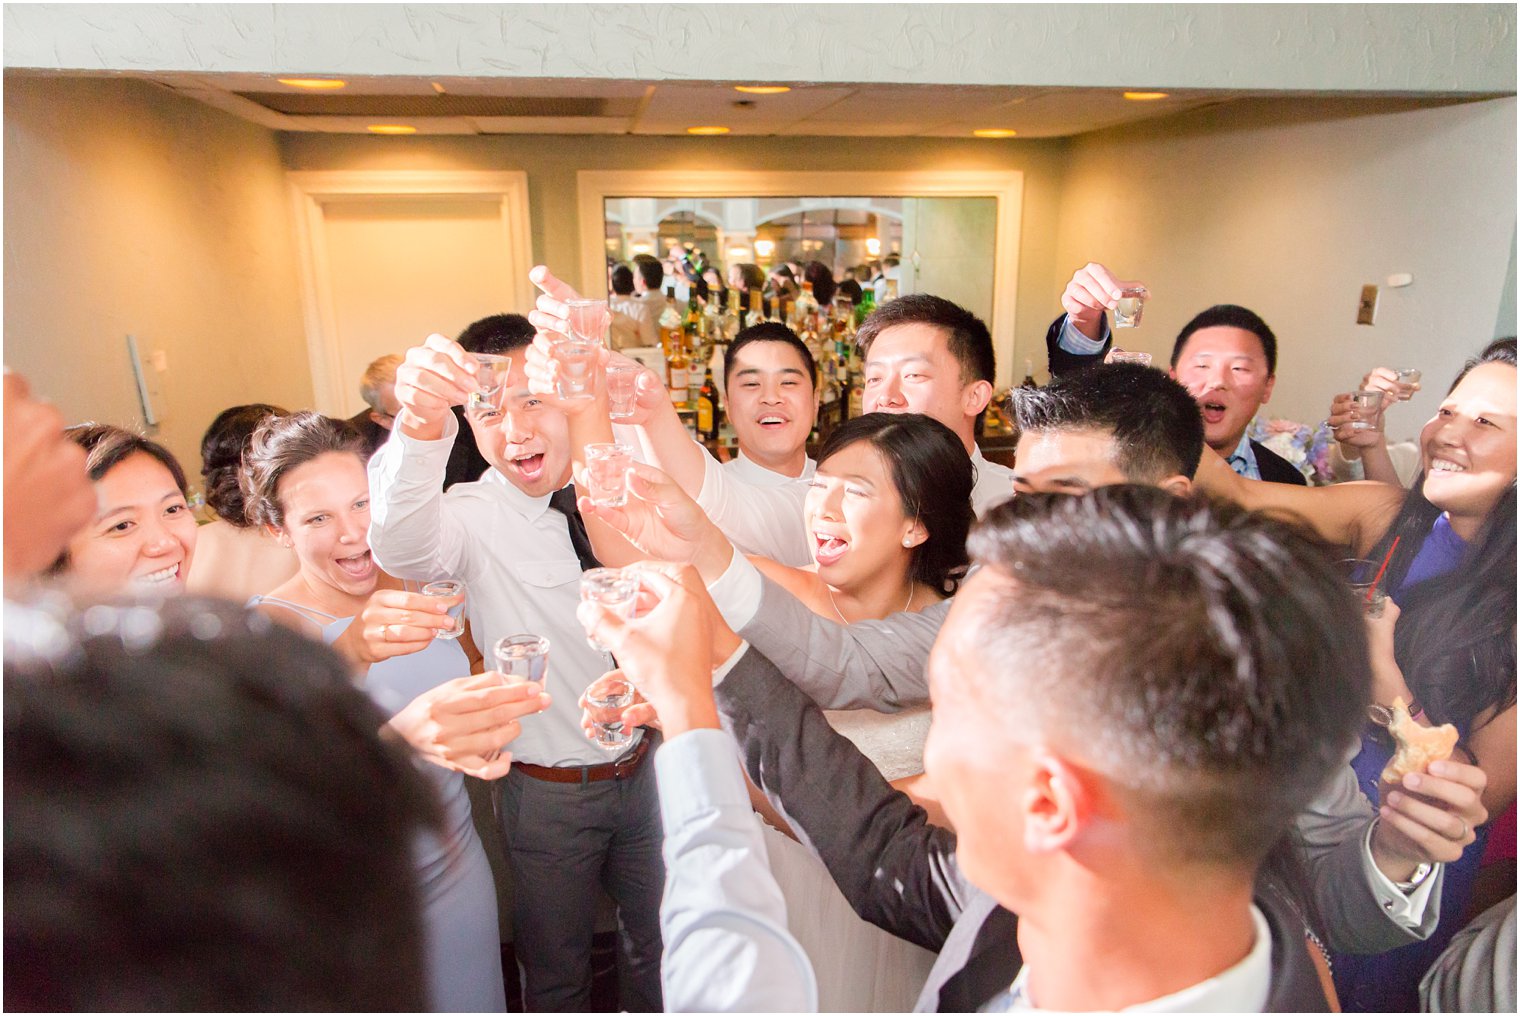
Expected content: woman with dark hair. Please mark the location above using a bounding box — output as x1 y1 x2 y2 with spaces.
748 411 973 1011
185 404 299 602
1198 338 1516 1011
51 424 197 597
241 410 518 1012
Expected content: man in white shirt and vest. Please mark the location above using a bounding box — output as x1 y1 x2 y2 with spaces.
368 317 664 1012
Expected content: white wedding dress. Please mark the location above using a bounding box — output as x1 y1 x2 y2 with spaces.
760 703 939 1012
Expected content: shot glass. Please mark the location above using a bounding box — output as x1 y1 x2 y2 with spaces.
579 567 639 652
421 579 466 641
585 674 636 752
1109 350 1153 367
1336 558 1387 619
553 336 600 401
566 299 611 346
584 443 633 507
469 354 511 412
1112 286 1149 328
1349 389 1384 431
493 634 550 684
607 364 640 420
1393 368 1422 401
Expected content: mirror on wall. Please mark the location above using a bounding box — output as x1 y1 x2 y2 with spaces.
601 196 997 325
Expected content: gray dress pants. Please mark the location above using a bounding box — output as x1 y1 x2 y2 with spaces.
497 748 665 1012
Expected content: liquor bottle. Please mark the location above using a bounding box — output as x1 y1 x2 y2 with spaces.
795 280 819 324
745 289 764 330
668 339 690 407
722 289 742 341
884 277 900 302
684 294 702 341
696 365 721 444
1020 358 1039 389
658 287 682 357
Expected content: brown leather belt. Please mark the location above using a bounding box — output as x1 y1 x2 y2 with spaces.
513 737 650 784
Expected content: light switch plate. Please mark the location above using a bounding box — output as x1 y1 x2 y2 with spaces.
1356 285 1378 325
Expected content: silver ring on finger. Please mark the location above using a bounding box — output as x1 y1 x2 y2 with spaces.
1459 819 1470 840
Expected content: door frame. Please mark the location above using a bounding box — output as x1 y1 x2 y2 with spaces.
576 169 1022 386
287 170 532 414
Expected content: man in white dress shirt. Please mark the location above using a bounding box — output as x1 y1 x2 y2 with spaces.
368 321 665 1012
608 263 658 350
855 293 1014 515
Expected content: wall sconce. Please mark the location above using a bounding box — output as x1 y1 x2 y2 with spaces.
727 247 752 261
631 242 653 256
754 239 775 258
866 237 882 256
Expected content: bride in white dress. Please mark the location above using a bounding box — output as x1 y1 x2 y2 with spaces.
749 412 975 1012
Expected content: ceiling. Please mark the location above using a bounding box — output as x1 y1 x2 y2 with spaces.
132 72 1381 139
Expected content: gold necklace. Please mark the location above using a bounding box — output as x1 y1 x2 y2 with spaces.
826 582 914 624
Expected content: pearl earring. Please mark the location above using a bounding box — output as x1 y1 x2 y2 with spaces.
903 537 913 547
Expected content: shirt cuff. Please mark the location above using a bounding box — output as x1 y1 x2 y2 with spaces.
1058 314 1110 355
1362 820 1438 926
711 639 749 688
388 409 460 476
707 548 763 631
653 727 751 830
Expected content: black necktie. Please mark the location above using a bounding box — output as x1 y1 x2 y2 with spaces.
548 484 603 572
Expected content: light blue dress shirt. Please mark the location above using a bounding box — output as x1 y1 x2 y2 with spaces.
657 727 819 1012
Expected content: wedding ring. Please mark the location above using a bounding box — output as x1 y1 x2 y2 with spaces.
1459 819 1470 840
383 623 395 640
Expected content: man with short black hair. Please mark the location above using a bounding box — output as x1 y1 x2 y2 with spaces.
1047 261 1307 485
856 293 1012 514
1008 361 1203 496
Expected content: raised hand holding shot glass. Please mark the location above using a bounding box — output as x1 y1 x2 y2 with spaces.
1059 263 1151 341
606 364 640 420
1393 368 1423 401
421 579 467 640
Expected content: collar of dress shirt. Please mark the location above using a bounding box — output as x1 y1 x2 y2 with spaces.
1000 905 1271 1012
1227 432 1261 480
463 461 556 523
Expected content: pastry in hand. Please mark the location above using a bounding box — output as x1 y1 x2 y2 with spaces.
1380 696 1460 786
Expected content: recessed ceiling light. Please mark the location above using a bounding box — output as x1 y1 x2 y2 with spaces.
367 125 417 135
277 78 347 90
686 126 731 135
734 85 791 95
1123 91 1169 101
973 128 1018 138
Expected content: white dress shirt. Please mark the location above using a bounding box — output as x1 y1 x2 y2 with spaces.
970 446 1015 517
985 905 1272 1012
696 447 817 567
657 724 818 1013
367 413 629 767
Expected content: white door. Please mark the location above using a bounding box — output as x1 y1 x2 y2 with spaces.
320 196 520 417
288 171 533 417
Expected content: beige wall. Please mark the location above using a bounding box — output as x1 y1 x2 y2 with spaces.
280 131 1072 385
1051 96 1518 438
4 75 312 477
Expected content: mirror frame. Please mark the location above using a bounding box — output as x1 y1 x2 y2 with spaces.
577 170 1023 387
